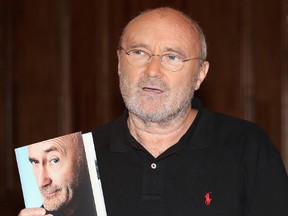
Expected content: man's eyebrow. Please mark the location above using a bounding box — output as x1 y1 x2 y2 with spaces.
43 146 60 153
165 47 186 57
127 44 187 57
128 43 150 49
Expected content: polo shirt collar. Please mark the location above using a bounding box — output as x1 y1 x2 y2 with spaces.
109 97 214 153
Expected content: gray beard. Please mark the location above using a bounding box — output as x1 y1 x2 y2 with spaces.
119 75 195 124
125 92 193 124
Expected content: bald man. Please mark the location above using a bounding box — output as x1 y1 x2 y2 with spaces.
94 7 288 215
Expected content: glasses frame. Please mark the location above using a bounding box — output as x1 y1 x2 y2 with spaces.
118 46 203 72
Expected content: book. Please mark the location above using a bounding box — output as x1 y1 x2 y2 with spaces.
15 131 107 216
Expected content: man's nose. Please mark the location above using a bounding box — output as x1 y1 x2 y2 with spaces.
37 166 52 188
144 55 164 77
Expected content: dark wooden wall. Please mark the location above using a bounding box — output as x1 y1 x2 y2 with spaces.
0 0 287 214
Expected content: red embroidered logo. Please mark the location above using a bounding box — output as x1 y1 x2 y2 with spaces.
205 192 212 206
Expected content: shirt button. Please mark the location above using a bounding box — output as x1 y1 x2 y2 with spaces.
151 163 157 169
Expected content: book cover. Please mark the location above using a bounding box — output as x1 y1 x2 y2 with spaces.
15 131 107 216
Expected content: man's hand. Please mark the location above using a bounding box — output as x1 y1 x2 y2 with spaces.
18 208 53 216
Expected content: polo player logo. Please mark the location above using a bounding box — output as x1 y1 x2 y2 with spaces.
205 192 212 206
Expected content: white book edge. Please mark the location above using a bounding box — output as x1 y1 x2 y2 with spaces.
82 132 107 216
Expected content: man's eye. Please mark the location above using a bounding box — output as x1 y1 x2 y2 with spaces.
29 159 39 164
50 158 59 164
165 54 182 61
129 49 146 56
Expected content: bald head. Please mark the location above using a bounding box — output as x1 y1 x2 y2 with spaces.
119 7 207 60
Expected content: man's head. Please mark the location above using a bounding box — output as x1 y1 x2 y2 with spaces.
28 132 87 211
117 7 209 124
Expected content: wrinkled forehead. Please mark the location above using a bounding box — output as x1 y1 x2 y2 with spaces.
121 9 200 53
28 133 82 156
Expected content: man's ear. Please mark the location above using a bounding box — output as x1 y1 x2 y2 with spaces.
117 50 122 75
195 61 209 90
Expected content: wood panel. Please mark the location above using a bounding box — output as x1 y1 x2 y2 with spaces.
253 0 282 150
281 0 288 170
0 0 11 201
70 0 116 132
0 0 23 213
9 0 59 144
190 0 243 118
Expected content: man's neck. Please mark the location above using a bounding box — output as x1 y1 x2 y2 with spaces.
127 107 198 158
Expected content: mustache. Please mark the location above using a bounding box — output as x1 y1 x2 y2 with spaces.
40 185 61 195
138 76 169 91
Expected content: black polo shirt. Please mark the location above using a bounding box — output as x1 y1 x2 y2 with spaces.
92 98 288 216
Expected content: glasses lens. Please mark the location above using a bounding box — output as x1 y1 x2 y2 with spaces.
161 54 183 72
127 50 150 67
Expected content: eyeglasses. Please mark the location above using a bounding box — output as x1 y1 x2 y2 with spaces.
118 47 203 72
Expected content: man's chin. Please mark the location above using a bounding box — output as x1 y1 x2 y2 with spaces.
43 200 64 212
44 205 60 212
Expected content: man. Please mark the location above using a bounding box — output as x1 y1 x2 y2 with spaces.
19 7 288 216
18 132 96 216
92 7 288 215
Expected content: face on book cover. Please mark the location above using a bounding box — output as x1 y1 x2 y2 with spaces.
28 132 86 211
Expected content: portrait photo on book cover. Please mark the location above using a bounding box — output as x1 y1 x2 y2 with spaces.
15 132 98 216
